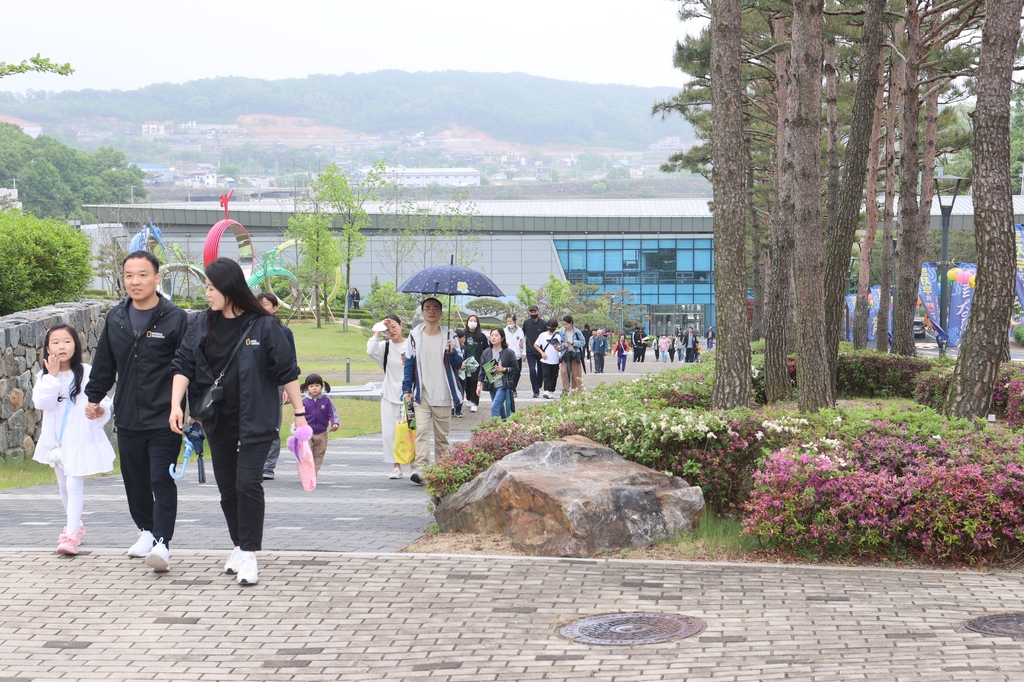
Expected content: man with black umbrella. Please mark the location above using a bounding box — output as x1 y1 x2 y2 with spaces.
522 305 546 399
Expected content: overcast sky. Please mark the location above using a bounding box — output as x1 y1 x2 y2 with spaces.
2 1 705 94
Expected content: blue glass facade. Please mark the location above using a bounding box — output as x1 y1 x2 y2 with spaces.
554 238 715 307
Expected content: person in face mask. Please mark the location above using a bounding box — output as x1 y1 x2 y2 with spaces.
504 313 525 396
462 315 488 413
522 305 546 399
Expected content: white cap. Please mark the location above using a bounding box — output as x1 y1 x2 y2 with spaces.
372 321 388 332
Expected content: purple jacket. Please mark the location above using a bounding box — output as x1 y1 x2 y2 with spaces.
303 394 339 435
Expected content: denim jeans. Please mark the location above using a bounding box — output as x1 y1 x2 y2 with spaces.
488 386 508 419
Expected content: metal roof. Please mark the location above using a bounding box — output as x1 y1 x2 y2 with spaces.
85 198 715 218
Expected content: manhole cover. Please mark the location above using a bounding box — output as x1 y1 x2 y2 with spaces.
965 613 1024 638
559 613 705 645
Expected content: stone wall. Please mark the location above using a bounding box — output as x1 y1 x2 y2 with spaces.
0 301 113 462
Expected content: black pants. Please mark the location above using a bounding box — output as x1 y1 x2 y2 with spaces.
632 344 642 362
117 427 182 546
541 362 560 392
668 348 676 362
510 358 523 390
464 370 481 406
206 417 274 552
685 346 696 363
526 354 542 395
594 353 605 373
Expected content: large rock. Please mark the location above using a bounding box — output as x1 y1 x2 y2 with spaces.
434 435 705 557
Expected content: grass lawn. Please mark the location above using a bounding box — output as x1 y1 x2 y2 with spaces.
0 454 122 491
287 321 381 375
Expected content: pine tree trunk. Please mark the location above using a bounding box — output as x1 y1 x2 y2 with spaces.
944 0 1024 419
786 0 829 412
709 0 752 410
892 7 922 356
823 0 886 385
765 14 795 404
853 53 888 350
749 164 765 342
876 35 903 354
825 20 840 241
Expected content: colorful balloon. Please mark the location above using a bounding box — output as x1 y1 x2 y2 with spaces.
947 267 960 281
969 275 976 288
958 270 972 285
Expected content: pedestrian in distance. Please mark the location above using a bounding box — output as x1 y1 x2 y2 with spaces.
478 328 517 419
682 326 698 363
300 374 339 473
559 315 586 394
33 324 116 555
170 257 304 585
706 327 716 350
366 314 410 479
582 324 593 365
256 292 297 481
631 327 645 363
522 305 546 398
402 297 465 485
590 329 608 374
453 329 467 418
612 334 630 373
85 251 189 573
504 313 526 395
461 314 487 414
659 334 670 363
668 335 677 362
534 319 562 398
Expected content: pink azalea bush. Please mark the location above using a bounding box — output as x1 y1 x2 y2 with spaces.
745 422 1024 562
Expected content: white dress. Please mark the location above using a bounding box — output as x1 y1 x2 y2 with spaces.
367 336 409 464
32 365 115 477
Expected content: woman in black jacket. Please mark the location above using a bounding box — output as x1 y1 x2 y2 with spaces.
169 258 305 586
462 314 488 413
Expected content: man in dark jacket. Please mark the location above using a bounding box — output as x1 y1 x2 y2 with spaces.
632 327 646 363
522 305 546 399
682 326 698 363
85 251 188 571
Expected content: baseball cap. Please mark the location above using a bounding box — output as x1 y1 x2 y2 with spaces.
528 305 539 312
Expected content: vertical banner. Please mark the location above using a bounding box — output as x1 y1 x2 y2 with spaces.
1015 225 1024 311
946 263 977 348
918 263 942 334
845 294 857 341
868 285 880 341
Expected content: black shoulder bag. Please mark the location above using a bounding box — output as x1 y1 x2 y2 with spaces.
194 318 258 421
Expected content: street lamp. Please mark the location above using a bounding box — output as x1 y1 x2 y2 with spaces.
934 173 964 334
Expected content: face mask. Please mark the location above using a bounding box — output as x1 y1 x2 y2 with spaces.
507 323 516 329
468 322 477 330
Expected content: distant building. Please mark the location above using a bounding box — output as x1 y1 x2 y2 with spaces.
648 136 687 153
0 188 22 209
0 114 42 138
142 122 166 136
367 166 481 187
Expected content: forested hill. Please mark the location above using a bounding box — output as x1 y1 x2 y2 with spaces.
0 71 693 149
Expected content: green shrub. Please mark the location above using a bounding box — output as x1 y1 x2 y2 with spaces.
0 210 92 315
835 351 938 399
1014 325 1024 346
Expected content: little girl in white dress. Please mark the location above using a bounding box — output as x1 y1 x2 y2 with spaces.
32 324 115 555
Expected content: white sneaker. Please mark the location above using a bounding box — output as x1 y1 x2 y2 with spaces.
144 539 170 573
224 547 244 574
470 404 478 412
127 530 156 558
237 552 258 585
389 468 403 479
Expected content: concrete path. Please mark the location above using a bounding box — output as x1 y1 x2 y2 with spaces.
0 435 433 553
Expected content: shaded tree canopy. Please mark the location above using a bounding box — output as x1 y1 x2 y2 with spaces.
0 123 146 219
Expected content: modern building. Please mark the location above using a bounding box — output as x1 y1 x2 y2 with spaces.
86 198 717 333
368 166 481 188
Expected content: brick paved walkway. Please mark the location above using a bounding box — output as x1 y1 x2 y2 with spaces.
2 551 1023 680
6 358 1024 680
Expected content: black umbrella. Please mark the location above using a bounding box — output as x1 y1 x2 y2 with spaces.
399 257 504 327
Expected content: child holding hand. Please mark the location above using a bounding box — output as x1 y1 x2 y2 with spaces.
32 324 115 555
301 374 339 473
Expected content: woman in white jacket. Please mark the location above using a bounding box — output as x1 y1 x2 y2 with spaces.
366 314 409 479
32 324 115 555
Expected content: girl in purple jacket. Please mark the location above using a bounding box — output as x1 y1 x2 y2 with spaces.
301 374 339 473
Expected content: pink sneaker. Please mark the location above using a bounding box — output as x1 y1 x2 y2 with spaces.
74 522 85 543
56 530 80 555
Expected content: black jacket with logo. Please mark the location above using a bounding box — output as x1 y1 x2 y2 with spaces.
170 312 301 444
522 316 547 358
85 295 190 432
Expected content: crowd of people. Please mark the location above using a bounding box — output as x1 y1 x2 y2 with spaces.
31 250 714 584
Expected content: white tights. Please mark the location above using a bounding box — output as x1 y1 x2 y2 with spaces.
54 466 85 534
